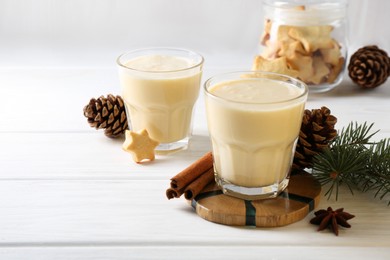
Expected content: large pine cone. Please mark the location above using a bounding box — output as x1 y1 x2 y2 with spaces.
348 45 390 88
83 94 128 138
293 107 337 171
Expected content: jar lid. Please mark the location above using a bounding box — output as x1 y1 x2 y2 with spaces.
263 0 348 26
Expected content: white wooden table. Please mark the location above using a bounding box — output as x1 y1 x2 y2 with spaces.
1 66 389 260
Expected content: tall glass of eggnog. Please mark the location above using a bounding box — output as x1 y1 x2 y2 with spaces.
204 71 308 200
117 48 203 152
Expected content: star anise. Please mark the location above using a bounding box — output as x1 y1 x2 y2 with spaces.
310 207 355 236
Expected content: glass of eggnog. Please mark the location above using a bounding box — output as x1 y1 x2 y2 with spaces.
204 71 308 200
117 48 203 152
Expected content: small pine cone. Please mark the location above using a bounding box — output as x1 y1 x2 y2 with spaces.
293 106 337 171
348 45 390 88
83 94 128 138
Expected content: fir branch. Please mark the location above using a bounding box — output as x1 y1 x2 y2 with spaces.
312 142 368 200
332 121 378 147
365 138 390 204
311 122 390 205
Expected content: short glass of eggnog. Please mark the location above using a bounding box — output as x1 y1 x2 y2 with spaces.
204 71 308 200
117 48 203 152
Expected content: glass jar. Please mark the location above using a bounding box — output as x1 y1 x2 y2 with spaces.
255 0 348 93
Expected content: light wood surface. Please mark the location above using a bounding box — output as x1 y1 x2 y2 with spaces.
1 67 389 260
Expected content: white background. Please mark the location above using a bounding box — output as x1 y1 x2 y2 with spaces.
1 0 389 69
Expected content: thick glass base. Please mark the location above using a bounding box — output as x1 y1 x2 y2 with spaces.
155 137 189 154
215 174 289 201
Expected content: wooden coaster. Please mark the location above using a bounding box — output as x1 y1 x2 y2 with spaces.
191 173 321 227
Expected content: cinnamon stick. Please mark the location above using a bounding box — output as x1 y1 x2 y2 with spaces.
170 152 213 190
166 188 184 200
184 167 215 200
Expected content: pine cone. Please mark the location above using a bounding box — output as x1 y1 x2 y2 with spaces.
348 45 390 88
83 94 128 138
293 107 337 171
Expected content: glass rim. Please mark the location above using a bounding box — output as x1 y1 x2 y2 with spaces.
204 70 308 105
116 47 204 73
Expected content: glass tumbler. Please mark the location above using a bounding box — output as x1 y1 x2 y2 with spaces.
117 48 204 152
204 71 308 200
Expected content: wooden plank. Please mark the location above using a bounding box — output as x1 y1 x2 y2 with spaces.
0 246 389 260
0 180 388 246
0 68 120 132
0 133 211 179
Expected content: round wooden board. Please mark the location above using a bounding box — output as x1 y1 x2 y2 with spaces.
190 173 321 227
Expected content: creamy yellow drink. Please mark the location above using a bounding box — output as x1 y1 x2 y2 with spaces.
204 72 307 199
118 49 203 151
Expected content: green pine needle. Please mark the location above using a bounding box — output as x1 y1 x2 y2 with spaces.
311 122 390 205
333 121 378 146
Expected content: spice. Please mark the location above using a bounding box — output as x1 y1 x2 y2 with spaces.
166 152 214 200
310 207 355 236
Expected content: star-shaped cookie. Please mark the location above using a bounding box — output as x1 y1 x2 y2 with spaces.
122 129 159 163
